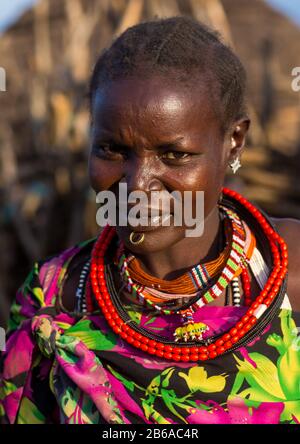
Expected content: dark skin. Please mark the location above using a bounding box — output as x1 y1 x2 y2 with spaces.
89 75 247 275
62 74 300 312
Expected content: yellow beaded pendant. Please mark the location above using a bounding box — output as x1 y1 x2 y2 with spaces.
174 322 210 342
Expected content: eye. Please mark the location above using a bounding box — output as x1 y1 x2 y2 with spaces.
163 152 189 159
92 143 127 160
161 151 191 162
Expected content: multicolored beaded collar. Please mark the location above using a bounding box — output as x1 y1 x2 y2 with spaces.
114 205 254 342
90 188 288 362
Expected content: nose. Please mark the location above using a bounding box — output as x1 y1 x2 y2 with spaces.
124 156 163 194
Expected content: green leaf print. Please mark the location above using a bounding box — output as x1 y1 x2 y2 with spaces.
62 387 100 424
0 379 18 399
66 319 117 351
230 308 300 423
107 365 144 392
232 353 285 400
17 397 46 424
32 287 45 307
145 368 204 424
126 309 142 325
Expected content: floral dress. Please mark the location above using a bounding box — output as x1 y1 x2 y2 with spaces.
1 238 300 424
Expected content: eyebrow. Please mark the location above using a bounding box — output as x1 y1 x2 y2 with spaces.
93 131 186 150
156 136 186 150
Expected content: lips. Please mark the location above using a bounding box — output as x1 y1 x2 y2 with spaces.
117 210 173 232
115 202 174 232
126 214 174 232
117 204 172 217
141 212 172 225
120 203 172 213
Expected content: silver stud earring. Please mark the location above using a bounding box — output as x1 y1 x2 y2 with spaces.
229 137 241 174
230 157 241 174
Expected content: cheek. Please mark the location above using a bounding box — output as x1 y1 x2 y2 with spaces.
167 158 224 216
88 155 123 192
168 158 223 193
199 158 225 211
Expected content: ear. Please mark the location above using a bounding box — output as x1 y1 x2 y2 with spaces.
227 117 250 163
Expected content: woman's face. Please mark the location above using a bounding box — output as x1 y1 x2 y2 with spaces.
89 74 246 253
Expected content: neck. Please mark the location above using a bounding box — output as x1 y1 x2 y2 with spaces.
132 205 222 280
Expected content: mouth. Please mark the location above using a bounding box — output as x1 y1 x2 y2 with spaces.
132 213 173 231
117 209 174 232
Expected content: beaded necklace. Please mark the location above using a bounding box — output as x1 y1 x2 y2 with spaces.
89 188 288 362
115 206 246 312
75 259 92 314
121 216 232 295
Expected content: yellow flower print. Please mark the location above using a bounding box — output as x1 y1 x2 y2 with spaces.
179 366 227 393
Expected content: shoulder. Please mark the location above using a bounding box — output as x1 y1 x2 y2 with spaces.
271 217 300 244
271 217 300 265
59 238 96 311
271 217 300 312
9 238 96 331
40 237 96 311
38 238 95 290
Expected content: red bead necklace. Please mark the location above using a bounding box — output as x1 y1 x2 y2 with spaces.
90 188 288 362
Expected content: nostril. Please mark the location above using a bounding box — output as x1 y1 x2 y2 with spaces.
148 178 164 192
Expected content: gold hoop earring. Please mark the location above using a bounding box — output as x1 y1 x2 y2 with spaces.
129 232 145 245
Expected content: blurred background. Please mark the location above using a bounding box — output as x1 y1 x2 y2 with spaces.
0 0 300 327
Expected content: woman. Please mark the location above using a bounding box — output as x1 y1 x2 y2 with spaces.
1 16 300 425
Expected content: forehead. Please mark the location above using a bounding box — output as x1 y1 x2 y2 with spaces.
91 75 221 141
